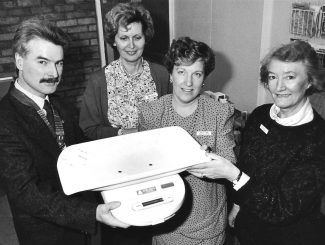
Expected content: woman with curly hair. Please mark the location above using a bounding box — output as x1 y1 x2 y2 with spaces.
139 36 241 245
79 2 170 140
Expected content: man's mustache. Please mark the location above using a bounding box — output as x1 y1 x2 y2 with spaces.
40 77 59 83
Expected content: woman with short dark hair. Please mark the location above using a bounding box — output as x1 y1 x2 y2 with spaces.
139 36 238 245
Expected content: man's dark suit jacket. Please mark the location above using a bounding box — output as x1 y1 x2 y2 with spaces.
0 87 98 245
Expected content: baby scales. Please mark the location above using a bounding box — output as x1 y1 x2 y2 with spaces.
57 126 209 226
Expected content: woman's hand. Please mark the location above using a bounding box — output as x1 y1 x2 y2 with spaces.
228 204 240 228
120 128 138 135
187 147 240 181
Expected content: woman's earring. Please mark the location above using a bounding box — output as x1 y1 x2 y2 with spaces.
169 77 173 83
202 83 205 87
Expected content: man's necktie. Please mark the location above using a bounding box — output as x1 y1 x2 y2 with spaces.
43 100 55 129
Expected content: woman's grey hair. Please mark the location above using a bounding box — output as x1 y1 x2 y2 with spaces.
260 40 325 95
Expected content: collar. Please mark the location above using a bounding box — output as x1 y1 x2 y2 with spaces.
15 79 49 109
269 98 314 126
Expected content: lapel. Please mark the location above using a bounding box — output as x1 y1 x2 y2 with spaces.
9 93 61 158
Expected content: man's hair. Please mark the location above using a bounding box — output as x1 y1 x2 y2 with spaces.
13 16 70 57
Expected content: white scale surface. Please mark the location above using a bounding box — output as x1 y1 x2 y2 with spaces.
57 126 209 226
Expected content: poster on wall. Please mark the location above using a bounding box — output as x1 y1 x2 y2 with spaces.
96 0 170 66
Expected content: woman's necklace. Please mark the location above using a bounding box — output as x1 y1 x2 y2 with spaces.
120 58 144 77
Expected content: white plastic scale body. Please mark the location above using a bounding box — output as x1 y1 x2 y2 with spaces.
57 126 209 226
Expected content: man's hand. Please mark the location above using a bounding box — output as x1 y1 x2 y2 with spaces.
96 202 130 228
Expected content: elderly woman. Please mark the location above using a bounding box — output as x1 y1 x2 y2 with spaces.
225 40 325 245
138 37 238 245
79 2 170 140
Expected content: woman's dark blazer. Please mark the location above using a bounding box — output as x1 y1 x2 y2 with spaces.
79 61 171 140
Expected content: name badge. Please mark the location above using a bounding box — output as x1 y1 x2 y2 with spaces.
196 131 212 136
260 124 269 134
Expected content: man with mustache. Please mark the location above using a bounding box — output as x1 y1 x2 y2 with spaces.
0 17 129 245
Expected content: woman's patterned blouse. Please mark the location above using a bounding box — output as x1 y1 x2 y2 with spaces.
105 59 158 129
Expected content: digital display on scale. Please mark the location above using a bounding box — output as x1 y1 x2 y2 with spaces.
142 197 164 207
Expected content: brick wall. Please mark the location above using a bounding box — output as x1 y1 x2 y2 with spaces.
0 0 101 116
